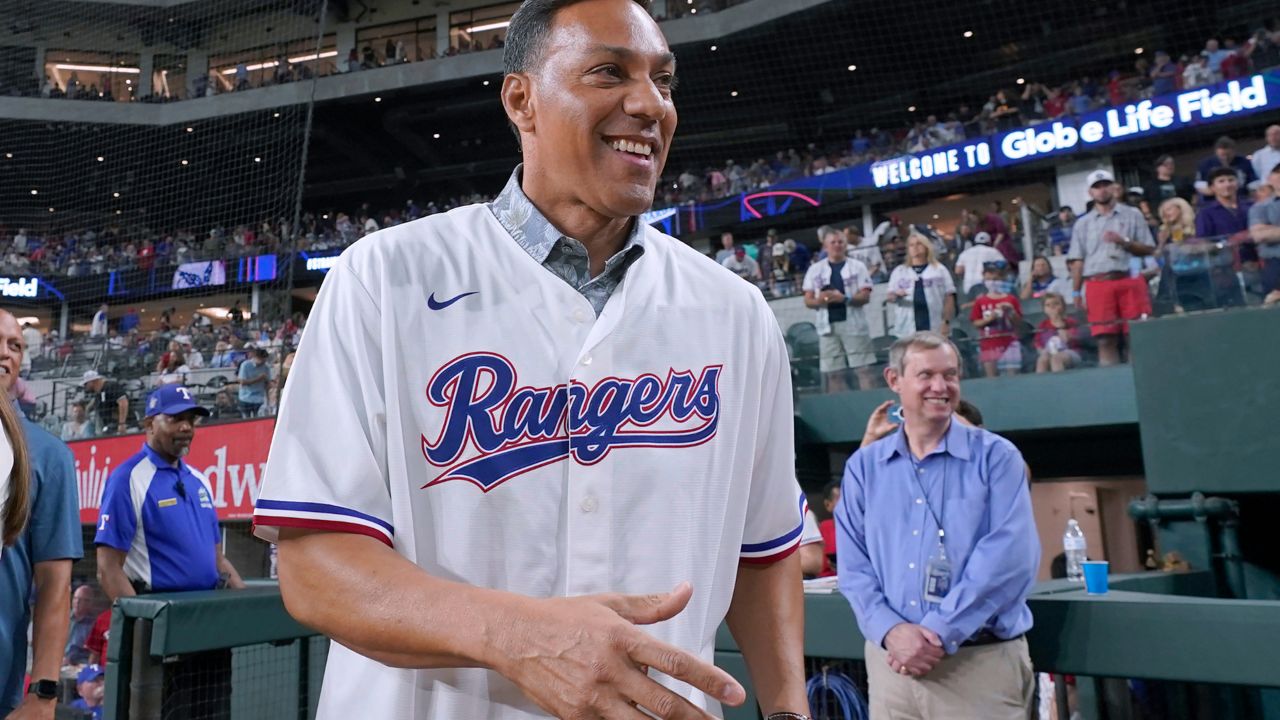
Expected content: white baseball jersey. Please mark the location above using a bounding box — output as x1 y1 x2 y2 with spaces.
253 203 804 719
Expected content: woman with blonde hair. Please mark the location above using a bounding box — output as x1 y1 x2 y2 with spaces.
1156 197 1196 246
2 365 32 550
885 232 957 337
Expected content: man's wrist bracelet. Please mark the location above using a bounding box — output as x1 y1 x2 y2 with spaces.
766 713 811 720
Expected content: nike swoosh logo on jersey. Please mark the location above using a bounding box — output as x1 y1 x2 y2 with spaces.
427 291 478 311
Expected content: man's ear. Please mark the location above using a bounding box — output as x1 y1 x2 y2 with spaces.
883 367 898 392
501 73 536 136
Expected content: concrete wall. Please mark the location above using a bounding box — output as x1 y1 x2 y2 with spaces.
1029 478 1148 581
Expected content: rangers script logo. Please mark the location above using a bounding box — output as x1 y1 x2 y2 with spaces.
421 352 721 491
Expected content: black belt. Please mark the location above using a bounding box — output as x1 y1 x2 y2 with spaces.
1085 271 1128 281
962 630 1022 648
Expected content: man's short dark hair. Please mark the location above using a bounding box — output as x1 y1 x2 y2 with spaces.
1207 166 1238 183
1214 135 1236 150
1154 154 1173 168
503 0 651 76
956 399 984 427
823 479 841 502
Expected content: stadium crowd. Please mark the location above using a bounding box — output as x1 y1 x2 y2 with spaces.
657 26 1280 207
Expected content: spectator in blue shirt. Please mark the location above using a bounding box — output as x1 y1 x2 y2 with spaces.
1195 136 1258 201
1149 51 1179 95
835 331 1038 719
0 310 83 719
237 348 271 417
68 664 105 719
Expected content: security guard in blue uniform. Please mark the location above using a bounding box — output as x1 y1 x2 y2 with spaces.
95 384 245 720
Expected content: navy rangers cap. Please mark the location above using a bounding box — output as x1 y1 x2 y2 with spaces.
146 385 210 418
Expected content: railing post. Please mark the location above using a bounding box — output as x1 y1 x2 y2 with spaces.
129 619 163 719
297 637 311 720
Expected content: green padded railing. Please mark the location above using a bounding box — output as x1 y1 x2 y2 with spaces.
103 572 1280 720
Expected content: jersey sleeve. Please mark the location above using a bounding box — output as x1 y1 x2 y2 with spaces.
253 260 395 546
801 262 823 293
942 266 957 295
800 508 821 546
94 468 136 553
739 309 804 564
852 260 873 291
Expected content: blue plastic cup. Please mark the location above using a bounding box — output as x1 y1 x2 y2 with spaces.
1082 560 1109 594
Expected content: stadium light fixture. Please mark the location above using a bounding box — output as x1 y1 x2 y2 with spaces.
180 160 189 166
96 156 104 161
433 133 441 139
30 189 37 195
254 157 262 162
711 45 718 52
690 8 697 13
1134 48 1144 54
113 192 120 198
466 20 510 33
963 30 974 38
375 96 382 102
730 90 739 97
4 153 12 158
483 80 490 86
220 50 338 75
908 105 916 112
48 208 54 213
186 127 194 132
273 112 281 118
54 63 139 74
848 65 857 71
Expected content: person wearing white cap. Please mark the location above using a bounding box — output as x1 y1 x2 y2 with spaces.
954 231 1006 296
1067 169 1157 365
82 370 130 435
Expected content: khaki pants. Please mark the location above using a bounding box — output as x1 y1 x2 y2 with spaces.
865 637 1034 720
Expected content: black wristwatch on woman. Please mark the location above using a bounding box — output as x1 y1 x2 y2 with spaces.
28 678 58 700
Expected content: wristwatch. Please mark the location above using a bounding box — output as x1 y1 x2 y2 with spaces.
28 679 58 700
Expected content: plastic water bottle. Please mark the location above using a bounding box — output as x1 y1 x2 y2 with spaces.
1063 519 1086 582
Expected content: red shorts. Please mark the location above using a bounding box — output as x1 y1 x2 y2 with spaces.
1084 276 1151 336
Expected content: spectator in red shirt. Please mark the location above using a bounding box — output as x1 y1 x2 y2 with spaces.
1034 292 1084 373
85 608 111 665
970 260 1023 377
1042 86 1068 119
817 480 841 578
137 239 155 271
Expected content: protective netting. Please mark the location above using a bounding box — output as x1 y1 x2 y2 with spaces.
0 0 327 433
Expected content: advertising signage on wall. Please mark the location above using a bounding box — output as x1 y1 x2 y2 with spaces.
654 72 1279 232
993 74 1273 164
71 418 275 524
872 74 1275 189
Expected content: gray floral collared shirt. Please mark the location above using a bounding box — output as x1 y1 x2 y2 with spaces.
489 166 645 316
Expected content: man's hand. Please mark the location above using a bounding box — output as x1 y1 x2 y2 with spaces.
861 400 900 447
5 695 55 720
883 623 945 677
496 582 745 719
823 290 846 304
1102 230 1125 245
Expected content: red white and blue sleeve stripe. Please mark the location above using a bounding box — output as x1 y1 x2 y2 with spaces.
739 493 806 564
254 499 394 547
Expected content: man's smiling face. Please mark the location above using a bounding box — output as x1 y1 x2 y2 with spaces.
507 0 678 218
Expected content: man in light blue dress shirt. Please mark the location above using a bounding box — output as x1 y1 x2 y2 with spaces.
835 331 1039 719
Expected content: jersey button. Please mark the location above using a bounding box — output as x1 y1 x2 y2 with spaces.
580 496 598 513
573 309 589 323
581 354 593 366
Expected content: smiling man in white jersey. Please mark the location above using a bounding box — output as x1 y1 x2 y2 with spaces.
251 1 810 719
